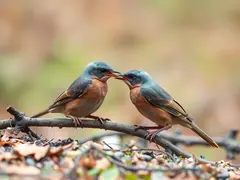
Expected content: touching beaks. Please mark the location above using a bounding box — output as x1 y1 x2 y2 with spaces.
114 74 128 81
104 70 122 78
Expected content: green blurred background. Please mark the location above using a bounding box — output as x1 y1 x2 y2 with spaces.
0 0 240 161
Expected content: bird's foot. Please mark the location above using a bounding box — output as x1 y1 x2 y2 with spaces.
144 131 158 142
87 115 111 126
67 116 83 128
75 117 83 128
144 124 172 142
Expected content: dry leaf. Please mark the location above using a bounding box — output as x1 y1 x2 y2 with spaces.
61 141 74 150
80 156 96 169
0 152 18 161
0 164 40 175
0 139 15 147
61 157 75 172
48 146 64 157
1 128 25 141
14 144 49 161
95 158 110 170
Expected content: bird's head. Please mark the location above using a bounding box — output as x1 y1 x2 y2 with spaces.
84 61 121 82
115 70 152 89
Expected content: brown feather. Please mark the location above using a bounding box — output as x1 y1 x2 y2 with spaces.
31 109 49 118
189 122 219 148
166 100 188 116
55 90 73 102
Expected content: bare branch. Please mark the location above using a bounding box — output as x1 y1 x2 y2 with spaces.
3 107 201 160
152 130 240 160
3 112 190 158
3 106 240 167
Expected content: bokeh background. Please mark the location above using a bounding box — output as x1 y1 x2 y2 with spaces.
0 0 240 161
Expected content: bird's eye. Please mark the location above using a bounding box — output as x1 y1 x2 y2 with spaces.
100 68 107 73
128 74 134 79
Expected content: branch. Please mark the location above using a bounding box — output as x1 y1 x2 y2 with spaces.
155 130 240 160
4 107 203 160
3 106 240 167
4 107 190 158
6 107 41 140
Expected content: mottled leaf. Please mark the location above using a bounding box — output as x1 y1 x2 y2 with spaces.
99 166 119 180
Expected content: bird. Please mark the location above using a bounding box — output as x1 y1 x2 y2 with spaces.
115 70 219 148
31 61 120 127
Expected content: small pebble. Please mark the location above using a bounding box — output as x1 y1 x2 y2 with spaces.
25 157 36 166
138 154 152 161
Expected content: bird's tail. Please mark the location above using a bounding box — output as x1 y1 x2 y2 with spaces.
189 122 219 148
31 109 49 118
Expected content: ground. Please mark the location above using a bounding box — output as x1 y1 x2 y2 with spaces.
0 128 239 180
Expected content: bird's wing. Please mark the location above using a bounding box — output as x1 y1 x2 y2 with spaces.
49 77 92 109
140 83 191 122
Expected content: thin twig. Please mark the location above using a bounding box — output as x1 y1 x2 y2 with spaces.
92 144 201 172
102 141 114 149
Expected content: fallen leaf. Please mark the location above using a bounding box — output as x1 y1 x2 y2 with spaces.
99 166 119 180
48 146 64 157
0 164 40 175
65 150 81 158
61 157 74 172
0 140 15 147
124 172 138 180
14 144 49 161
1 128 25 141
95 158 110 170
88 168 101 176
80 157 96 169
61 141 74 150
0 152 18 161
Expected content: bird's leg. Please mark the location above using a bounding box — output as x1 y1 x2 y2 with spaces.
74 117 83 128
145 124 172 142
87 115 111 125
134 125 164 131
66 115 83 128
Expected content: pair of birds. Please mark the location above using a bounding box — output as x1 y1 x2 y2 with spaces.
32 61 219 148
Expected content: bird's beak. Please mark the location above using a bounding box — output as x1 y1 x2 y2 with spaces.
104 70 122 78
114 74 128 81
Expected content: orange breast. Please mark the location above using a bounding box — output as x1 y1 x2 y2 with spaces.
64 79 108 117
130 87 173 126
83 78 108 99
